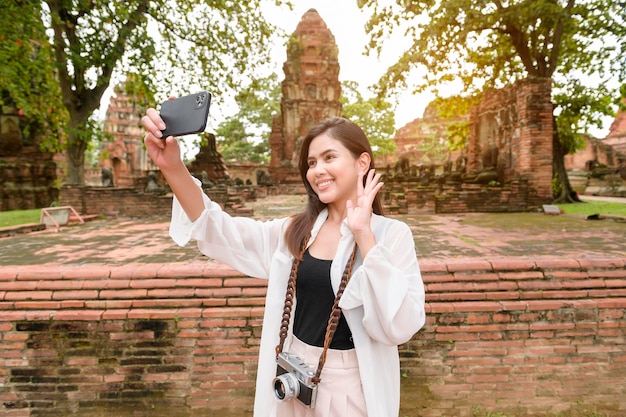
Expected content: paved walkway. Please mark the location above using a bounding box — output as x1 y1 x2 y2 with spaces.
0 195 625 266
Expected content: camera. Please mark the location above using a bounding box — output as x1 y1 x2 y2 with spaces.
272 352 318 408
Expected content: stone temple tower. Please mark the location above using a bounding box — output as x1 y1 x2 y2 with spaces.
268 8 342 183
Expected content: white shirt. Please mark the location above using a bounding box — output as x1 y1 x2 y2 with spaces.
169 181 426 417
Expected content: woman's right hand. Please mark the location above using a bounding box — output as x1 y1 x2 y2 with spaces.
141 107 184 172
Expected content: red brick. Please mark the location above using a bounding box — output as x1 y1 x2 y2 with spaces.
484 291 520 300
577 258 625 269
15 267 63 280
127 309 178 319
130 278 177 288
452 302 502 312
428 282 474 292
228 297 266 306
52 310 102 320
83 300 106 309
474 281 518 291
541 290 589 299
108 266 134 279
547 270 589 279
147 288 195 298
534 258 582 269
490 258 537 271
418 259 448 273
499 271 544 280
561 279 606 289
597 298 626 308
52 290 98 300
156 263 206 278
435 292 486 301
61 266 110 279
59 300 85 308
588 269 626 278
526 300 572 310
23 310 56 320
128 264 164 279
101 309 129 319
202 264 243 277
530 322 575 331
175 278 223 288
605 279 626 288
196 287 242 298
445 259 493 272
35 280 84 290
422 273 455 283
100 289 147 299
223 277 267 287
499 301 529 311
133 299 201 309
0 269 18 280
102 300 132 309
4 291 53 300
599 310 624 320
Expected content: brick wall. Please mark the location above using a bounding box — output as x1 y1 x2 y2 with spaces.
0 156 58 211
1 257 624 417
58 185 263 219
60 186 173 218
467 78 554 206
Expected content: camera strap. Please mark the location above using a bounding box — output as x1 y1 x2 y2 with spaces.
275 242 359 386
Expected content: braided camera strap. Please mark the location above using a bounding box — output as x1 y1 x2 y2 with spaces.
275 242 359 386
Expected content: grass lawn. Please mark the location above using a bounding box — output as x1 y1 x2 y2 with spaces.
0 209 42 228
0 199 623 229
557 200 626 217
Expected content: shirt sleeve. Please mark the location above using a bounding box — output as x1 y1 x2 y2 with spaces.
339 219 426 345
168 177 287 279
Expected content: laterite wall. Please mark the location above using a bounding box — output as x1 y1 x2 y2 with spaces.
1 257 625 417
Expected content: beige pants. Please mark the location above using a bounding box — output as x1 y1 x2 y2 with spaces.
275 336 367 417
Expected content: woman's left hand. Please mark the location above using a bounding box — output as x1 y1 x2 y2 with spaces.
346 169 383 238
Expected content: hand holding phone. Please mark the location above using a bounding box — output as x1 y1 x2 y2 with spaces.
159 91 211 138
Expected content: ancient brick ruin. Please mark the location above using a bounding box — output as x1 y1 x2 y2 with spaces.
0 103 58 210
382 78 554 213
565 105 626 196
100 82 156 188
465 77 554 204
392 101 467 166
268 8 342 183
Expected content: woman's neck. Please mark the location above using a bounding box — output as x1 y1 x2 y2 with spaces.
325 203 347 224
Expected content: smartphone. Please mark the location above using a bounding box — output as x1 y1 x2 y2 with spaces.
159 91 211 138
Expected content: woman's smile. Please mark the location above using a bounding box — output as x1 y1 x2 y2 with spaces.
316 179 334 190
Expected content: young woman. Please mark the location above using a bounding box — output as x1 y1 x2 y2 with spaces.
141 112 426 417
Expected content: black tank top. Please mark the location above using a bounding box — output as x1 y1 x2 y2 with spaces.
292 249 355 350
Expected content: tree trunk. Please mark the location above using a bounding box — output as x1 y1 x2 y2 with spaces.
63 120 88 185
552 126 581 204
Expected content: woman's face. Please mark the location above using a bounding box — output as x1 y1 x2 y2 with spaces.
305 133 363 207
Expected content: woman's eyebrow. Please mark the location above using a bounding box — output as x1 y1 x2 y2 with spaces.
308 148 338 160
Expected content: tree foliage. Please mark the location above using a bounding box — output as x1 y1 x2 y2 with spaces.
0 0 67 150
359 0 626 202
214 75 281 164
340 81 397 157
2 0 289 184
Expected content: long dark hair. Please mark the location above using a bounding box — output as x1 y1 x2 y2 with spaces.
284 117 384 258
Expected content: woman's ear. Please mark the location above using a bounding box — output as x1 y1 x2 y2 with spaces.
358 152 372 173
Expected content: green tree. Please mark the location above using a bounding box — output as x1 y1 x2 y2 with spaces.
340 81 397 157
214 75 281 164
0 0 67 149
2 0 289 184
359 0 626 203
